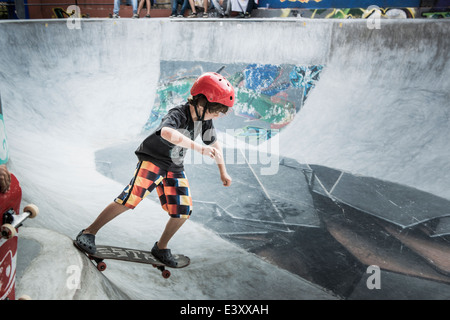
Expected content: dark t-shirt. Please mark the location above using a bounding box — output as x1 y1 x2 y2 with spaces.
135 103 217 172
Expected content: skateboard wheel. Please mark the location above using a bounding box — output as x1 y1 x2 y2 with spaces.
162 270 171 279
24 204 39 219
97 261 107 271
1 224 16 239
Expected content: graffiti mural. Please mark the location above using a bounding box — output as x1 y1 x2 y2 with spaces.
254 5 449 19
309 6 415 18
143 61 324 144
421 10 450 18
259 6 419 18
0 3 8 19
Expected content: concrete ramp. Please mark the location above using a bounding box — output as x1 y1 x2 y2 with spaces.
0 18 449 299
307 164 450 229
16 228 130 300
277 19 450 200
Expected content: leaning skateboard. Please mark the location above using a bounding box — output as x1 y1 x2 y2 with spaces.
73 241 190 279
1 174 39 300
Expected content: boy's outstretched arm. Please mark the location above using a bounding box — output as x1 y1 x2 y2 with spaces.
160 127 232 187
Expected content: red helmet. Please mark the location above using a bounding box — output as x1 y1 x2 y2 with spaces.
190 72 235 108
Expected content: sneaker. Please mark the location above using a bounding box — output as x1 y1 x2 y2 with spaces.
177 14 184 18
170 14 176 18
75 230 96 254
145 14 151 18
151 242 178 267
187 12 197 18
112 13 119 18
132 13 139 18
202 12 208 18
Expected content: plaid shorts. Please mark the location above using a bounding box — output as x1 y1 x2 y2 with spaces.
114 161 192 218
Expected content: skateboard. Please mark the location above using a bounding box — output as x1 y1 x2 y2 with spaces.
1 203 39 239
0 174 39 300
73 241 190 279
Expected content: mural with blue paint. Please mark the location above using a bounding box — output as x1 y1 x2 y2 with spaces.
0 95 9 165
290 65 324 103
144 62 324 144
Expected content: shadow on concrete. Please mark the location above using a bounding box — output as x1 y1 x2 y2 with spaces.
185 149 450 299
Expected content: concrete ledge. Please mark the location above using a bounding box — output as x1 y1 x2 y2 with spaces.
16 227 130 300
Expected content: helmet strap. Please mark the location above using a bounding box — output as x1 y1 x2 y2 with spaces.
201 106 207 121
194 104 207 122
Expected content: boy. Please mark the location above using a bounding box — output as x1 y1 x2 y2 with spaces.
76 72 235 267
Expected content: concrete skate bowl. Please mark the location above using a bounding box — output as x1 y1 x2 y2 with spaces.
0 18 449 299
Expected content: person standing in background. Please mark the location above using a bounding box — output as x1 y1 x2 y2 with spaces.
187 0 209 17
137 0 152 17
170 0 189 17
112 0 139 18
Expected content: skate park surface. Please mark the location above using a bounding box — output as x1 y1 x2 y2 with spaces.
0 17 449 300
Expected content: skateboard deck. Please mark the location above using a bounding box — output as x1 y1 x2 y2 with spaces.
1 174 22 300
1 174 38 300
73 241 190 279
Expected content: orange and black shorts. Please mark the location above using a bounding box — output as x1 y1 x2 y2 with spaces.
114 161 192 218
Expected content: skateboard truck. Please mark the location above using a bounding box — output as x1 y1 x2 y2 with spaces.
1 204 39 239
88 256 108 272
2 209 15 225
153 265 171 279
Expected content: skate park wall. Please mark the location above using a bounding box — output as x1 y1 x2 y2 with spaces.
0 17 448 238
0 18 449 299
275 18 450 200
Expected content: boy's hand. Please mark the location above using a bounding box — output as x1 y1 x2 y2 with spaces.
200 143 230 187
220 172 232 187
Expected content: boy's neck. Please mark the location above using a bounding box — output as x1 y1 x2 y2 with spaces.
189 103 204 122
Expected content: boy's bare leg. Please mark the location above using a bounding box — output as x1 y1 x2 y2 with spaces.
157 217 187 249
84 202 129 235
